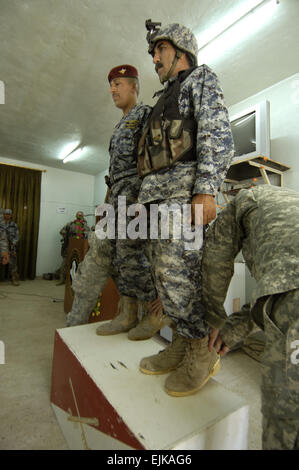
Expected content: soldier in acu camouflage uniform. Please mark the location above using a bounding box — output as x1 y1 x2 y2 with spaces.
202 185 299 450
56 211 90 285
2 209 20 285
67 65 167 341
0 209 9 266
137 22 234 396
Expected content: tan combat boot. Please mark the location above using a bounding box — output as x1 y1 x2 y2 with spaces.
128 301 173 341
96 295 138 336
139 332 187 375
11 272 20 286
164 335 220 397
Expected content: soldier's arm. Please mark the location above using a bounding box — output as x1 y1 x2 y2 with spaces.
202 201 243 329
0 229 9 264
60 223 69 237
14 224 20 244
220 303 255 349
11 223 19 248
104 187 110 204
191 65 234 197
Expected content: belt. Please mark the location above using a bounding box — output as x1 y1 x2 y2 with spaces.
106 170 139 187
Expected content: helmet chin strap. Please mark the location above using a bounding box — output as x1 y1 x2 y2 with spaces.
160 49 182 84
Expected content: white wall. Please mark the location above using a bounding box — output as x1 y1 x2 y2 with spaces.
0 157 95 276
228 72 299 302
229 72 299 192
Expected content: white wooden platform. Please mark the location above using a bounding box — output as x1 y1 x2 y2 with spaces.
50 323 249 450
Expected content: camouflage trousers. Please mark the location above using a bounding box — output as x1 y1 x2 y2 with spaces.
261 290 299 450
58 255 67 281
8 252 18 275
147 198 210 339
66 178 157 326
66 234 116 326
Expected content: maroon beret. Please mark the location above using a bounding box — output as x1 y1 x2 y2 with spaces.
108 65 139 83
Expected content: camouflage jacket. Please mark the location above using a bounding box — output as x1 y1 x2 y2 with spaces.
109 103 152 185
60 219 90 240
138 65 234 204
202 185 299 335
0 226 8 254
0 209 8 253
3 220 19 251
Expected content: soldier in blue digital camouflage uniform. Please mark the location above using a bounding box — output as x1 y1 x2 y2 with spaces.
137 22 234 396
2 209 19 285
0 209 9 266
66 65 167 340
202 185 299 450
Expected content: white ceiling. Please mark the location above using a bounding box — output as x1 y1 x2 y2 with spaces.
0 0 298 175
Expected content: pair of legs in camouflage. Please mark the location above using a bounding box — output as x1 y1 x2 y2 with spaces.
147 198 210 338
66 178 165 339
8 252 19 285
140 198 219 396
261 289 299 450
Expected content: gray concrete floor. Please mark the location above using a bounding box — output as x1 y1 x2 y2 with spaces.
0 279 263 450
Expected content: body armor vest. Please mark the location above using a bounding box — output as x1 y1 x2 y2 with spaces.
137 67 198 178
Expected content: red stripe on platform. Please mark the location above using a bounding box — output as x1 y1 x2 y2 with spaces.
50 330 145 450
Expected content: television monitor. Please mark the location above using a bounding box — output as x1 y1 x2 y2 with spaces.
229 100 270 163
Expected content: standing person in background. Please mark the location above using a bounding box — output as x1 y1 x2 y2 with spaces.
67 65 168 341
0 208 9 266
2 209 19 285
57 211 90 286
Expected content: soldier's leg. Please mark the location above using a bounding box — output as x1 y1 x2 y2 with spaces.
115 236 156 302
140 202 219 395
56 256 67 285
9 254 19 286
95 188 141 336
66 234 116 326
261 291 299 450
114 235 170 340
150 202 209 338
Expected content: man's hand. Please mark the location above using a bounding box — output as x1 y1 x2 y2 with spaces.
191 194 216 226
149 297 164 316
1 252 9 265
208 328 230 357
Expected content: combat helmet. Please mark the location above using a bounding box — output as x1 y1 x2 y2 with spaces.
145 19 198 83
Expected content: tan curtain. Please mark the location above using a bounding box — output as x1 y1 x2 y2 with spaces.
0 164 41 280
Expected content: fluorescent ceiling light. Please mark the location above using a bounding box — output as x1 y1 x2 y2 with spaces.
58 140 81 160
196 0 266 50
63 146 84 164
197 0 280 64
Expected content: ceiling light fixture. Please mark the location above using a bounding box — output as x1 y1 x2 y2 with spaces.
63 146 84 164
58 140 81 160
197 0 280 64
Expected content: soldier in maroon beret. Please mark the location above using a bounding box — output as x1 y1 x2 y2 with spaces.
67 65 167 341
108 65 140 115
